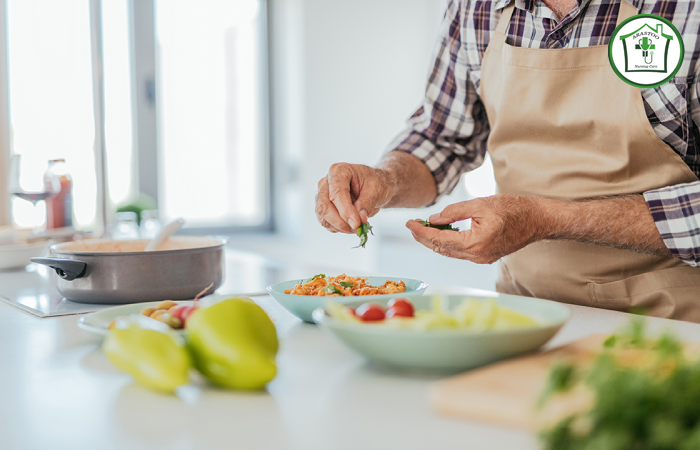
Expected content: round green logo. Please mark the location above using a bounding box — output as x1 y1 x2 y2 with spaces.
608 14 684 88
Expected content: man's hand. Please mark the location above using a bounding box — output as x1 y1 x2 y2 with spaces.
406 195 543 263
407 193 671 264
315 152 438 234
315 163 395 234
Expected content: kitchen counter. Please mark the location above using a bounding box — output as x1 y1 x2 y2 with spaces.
2 246 700 450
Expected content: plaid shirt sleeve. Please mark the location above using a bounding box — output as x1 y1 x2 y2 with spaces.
643 70 700 267
387 0 489 204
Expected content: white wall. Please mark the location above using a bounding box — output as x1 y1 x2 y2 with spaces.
269 0 444 258
266 0 497 290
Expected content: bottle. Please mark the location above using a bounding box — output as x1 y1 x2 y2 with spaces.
112 212 140 240
44 159 73 229
140 210 161 239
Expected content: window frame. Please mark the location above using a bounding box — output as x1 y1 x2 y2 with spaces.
0 0 9 227
138 0 274 235
0 0 274 234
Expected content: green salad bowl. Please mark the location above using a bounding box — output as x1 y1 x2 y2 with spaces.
312 293 570 372
266 276 428 323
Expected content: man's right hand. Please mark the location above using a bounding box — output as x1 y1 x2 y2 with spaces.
315 163 396 234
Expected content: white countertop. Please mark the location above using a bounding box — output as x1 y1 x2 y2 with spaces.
3 247 700 450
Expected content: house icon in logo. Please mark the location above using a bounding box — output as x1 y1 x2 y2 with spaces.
619 23 673 73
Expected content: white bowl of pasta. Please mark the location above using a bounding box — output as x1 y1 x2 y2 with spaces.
266 275 428 323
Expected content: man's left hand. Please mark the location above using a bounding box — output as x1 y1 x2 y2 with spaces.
406 194 544 264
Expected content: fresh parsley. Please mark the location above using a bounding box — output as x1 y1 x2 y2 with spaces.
539 318 700 449
415 219 459 232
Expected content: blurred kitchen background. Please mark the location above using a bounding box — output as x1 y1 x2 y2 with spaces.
0 0 498 290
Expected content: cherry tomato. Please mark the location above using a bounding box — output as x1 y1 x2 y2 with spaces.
181 306 199 323
355 303 385 321
170 305 188 320
386 298 414 317
170 305 199 327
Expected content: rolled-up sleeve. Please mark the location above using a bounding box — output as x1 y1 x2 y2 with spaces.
644 182 700 267
387 0 490 204
643 63 700 266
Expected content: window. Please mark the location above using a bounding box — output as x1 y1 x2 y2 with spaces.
3 0 270 232
155 0 269 228
7 0 98 228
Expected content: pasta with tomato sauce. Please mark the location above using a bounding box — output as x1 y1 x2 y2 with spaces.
284 274 406 296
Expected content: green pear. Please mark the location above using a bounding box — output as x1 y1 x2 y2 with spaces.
186 297 278 390
103 321 191 393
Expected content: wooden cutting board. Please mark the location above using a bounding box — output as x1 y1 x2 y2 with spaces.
429 334 609 430
430 334 700 430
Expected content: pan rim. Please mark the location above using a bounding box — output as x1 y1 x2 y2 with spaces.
50 236 226 256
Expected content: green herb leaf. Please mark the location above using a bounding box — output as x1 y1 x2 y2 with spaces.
306 274 326 283
354 223 373 249
537 362 577 409
339 281 354 288
322 285 342 295
415 218 460 232
603 335 616 348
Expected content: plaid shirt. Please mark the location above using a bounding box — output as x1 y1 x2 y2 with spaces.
390 0 700 266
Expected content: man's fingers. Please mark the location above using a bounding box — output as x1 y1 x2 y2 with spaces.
354 184 384 223
407 220 470 249
318 162 392 233
319 218 340 233
327 164 362 230
428 199 480 225
406 220 491 262
315 178 354 233
406 219 439 238
316 198 353 233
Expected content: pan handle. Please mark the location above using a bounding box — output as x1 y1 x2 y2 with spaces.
30 257 87 281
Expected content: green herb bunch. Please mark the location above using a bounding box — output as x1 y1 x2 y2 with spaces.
539 319 700 450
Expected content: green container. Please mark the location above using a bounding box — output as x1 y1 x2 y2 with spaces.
313 294 570 373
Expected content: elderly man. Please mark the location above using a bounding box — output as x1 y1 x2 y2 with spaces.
315 0 700 321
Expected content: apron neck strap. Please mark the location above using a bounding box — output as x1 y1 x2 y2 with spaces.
495 3 516 35
617 0 637 27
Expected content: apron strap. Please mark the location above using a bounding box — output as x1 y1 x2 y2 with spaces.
495 2 516 35
617 0 637 26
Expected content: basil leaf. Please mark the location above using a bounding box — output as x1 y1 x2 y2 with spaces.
339 281 354 288
322 285 342 295
354 223 373 249
306 273 326 283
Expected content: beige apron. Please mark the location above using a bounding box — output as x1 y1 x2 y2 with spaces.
480 0 700 322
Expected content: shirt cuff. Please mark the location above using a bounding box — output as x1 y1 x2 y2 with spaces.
644 181 700 267
388 128 471 206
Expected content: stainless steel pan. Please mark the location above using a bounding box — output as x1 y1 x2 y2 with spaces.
31 236 225 304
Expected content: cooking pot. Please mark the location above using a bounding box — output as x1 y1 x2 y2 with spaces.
31 236 225 304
